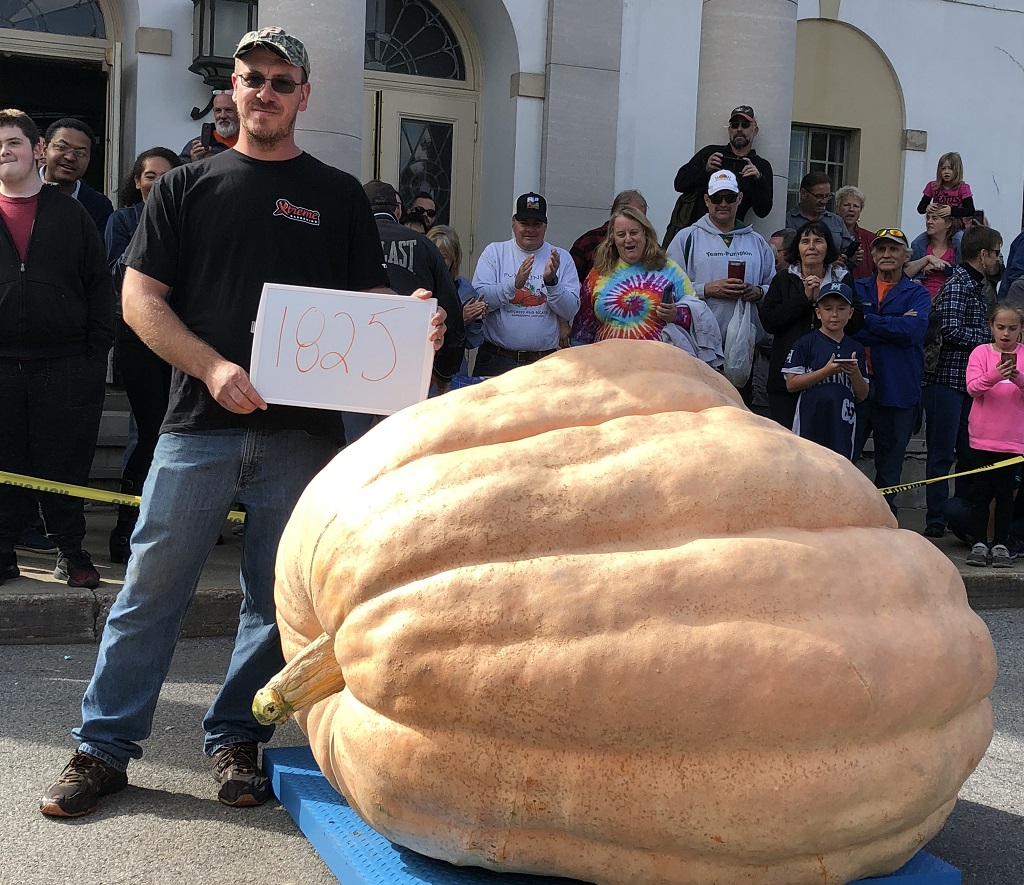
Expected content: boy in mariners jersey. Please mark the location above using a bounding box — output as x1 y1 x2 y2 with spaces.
782 281 869 460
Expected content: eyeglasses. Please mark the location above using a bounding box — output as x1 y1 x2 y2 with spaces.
237 72 305 95
211 89 230 95
874 228 906 240
806 190 833 202
708 192 739 204
49 141 89 161
729 119 752 130
420 208 437 218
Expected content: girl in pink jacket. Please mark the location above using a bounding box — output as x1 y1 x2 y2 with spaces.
965 304 1024 567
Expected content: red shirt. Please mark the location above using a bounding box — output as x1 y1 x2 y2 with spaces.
0 192 39 261
852 226 876 279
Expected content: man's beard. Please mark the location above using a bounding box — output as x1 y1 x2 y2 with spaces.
730 134 750 150
215 118 240 139
241 105 295 149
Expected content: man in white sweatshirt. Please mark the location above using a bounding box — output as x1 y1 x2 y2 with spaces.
667 169 775 401
472 192 580 376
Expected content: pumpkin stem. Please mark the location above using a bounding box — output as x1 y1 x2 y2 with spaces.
252 631 346 725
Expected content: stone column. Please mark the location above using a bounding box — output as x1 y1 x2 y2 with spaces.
540 0 623 246
694 0 798 235
257 0 365 175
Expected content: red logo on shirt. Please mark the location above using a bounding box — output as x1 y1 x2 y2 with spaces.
273 199 320 226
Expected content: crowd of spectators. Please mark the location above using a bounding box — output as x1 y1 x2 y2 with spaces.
3 94 1024 597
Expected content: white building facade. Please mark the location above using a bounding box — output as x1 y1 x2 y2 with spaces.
3 0 1024 268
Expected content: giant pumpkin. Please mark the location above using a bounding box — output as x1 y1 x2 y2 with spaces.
261 339 996 885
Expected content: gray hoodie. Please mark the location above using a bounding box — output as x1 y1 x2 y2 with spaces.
667 214 776 342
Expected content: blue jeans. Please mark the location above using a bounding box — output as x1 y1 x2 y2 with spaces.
341 411 380 446
74 428 338 770
864 402 918 515
922 384 971 527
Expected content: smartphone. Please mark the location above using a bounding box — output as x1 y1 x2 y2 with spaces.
999 350 1017 366
843 240 860 261
201 122 215 150
661 283 676 305
720 155 748 172
727 260 746 280
833 358 857 365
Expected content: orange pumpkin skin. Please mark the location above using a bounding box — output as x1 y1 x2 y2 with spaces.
274 340 996 885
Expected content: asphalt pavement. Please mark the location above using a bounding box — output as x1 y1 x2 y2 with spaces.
0 611 1021 885
0 637 336 885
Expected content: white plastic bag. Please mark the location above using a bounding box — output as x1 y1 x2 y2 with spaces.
723 299 755 387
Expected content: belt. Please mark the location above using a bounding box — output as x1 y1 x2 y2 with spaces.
481 341 557 364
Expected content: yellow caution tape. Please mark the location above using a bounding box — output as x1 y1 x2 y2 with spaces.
0 470 247 524
5 455 1020 522
878 456 1024 497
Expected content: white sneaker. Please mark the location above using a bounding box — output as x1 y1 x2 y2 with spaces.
966 543 990 567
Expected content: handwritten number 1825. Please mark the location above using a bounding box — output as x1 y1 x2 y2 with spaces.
275 305 404 382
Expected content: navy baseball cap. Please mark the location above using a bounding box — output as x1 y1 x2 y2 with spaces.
815 281 854 304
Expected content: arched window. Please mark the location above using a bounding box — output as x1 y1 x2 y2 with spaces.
365 0 465 81
1 0 106 38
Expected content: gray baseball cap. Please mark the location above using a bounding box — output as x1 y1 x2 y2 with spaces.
234 26 310 78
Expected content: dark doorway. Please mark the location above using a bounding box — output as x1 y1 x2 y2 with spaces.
0 53 108 193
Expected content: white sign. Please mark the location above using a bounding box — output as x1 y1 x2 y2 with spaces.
250 283 437 415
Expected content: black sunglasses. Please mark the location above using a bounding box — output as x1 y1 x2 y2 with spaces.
729 119 752 129
237 71 305 95
708 192 739 204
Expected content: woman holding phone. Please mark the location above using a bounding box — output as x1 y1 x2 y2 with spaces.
760 220 857 429
570 206 723 367
835 186 875 278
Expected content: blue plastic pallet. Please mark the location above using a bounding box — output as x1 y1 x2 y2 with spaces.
264 746 960 885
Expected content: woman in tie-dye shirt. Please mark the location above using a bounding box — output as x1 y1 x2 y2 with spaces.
570 206 723 368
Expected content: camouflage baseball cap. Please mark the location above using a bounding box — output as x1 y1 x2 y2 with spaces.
234 26 310 78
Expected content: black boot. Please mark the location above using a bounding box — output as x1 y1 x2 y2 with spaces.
108 527 132 565
0 548 19 584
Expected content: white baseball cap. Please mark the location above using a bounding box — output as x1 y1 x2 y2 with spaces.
708 170 740 196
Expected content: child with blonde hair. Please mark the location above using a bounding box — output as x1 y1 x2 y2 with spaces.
917 152 975 220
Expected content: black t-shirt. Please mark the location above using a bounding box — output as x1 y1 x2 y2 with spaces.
373 213 465 380
123 150 389 439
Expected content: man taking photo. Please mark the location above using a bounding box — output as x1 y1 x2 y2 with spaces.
666 105 773 245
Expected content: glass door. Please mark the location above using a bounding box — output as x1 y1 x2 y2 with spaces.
364 86 478 263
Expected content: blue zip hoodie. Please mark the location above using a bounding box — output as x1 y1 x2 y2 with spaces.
852 274 931 409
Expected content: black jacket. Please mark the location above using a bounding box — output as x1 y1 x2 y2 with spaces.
77 179 114 235
373 212 466 381
0 186 114 361
674 144 774 227
759 267 858 394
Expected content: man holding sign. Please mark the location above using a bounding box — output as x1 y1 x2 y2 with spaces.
42 26 446 818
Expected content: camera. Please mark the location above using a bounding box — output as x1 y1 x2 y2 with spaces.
719 155 748 173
